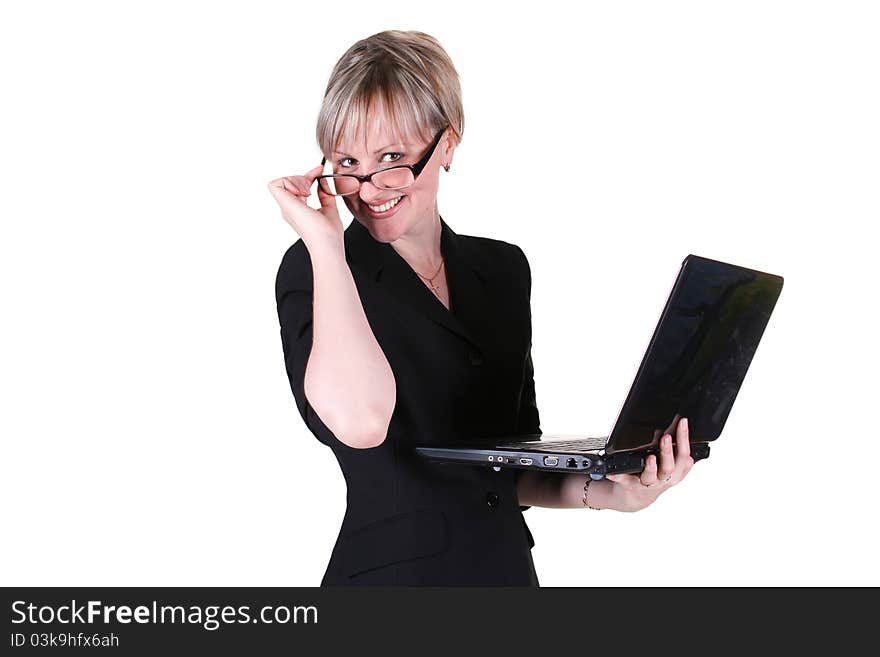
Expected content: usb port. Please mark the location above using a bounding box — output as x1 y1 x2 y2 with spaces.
519 457 533 465
543 456 559 467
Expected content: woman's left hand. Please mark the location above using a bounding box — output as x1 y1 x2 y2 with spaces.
604 417 695 512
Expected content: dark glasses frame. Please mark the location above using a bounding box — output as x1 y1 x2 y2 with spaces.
317 127 447 196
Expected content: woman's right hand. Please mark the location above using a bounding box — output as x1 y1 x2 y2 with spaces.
267 165 343 248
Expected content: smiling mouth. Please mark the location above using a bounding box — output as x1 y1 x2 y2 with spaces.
366 196 403 213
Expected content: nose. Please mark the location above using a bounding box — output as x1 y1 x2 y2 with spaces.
359 180 390 204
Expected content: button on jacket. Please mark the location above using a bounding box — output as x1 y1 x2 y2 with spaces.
275 216 541 586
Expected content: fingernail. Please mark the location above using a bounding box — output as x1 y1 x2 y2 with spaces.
664 434 671 445
683 418 688 430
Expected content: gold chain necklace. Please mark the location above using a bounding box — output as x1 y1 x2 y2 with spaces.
413 258 445 298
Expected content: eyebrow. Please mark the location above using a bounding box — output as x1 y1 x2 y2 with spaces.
332 143 410 157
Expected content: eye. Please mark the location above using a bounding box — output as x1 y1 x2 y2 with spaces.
336 153 402 170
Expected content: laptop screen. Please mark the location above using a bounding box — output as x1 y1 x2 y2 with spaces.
605 255 784 454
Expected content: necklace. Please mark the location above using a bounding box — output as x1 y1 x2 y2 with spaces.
413 258 445 299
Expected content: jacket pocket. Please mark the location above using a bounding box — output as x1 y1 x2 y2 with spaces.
341 509 450 577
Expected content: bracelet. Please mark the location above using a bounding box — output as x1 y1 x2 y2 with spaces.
582 477 602 510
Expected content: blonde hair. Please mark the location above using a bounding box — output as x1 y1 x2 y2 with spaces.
316 30 464 158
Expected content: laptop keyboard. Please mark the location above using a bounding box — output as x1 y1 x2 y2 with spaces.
496 436 608 454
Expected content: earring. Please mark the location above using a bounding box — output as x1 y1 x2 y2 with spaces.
443 163 450 172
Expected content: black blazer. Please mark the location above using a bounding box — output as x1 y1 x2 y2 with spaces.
275 216 541 586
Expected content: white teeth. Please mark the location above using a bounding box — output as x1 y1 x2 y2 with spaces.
368 196 402 213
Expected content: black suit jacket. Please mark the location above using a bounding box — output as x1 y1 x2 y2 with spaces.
275 215 541 586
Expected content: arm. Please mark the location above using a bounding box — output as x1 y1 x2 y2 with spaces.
517 471 616 509
514 348 540 512
272 169 396 450
511 244 541 511
508 242 696 511
301 240 396 448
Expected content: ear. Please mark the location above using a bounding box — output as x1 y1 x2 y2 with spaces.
441 127 458 167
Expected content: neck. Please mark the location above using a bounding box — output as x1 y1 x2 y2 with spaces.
390 210 443 273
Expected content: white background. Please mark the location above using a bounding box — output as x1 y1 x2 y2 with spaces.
2 0 877 587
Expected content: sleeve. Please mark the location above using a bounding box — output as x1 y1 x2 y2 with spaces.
517 349 541 436
275 240 340 447
512 244 541 511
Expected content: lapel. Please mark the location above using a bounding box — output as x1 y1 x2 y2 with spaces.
344 215 491 351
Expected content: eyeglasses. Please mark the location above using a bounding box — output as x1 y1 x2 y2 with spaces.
317 127 447 197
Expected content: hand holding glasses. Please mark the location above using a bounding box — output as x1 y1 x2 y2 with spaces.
316 127 448 197
267 163 345 248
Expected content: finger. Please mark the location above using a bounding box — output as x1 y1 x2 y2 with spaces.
314 181 338 210
267 177 290 192
675 417 691 461
662 414 679 437
268 176 307 199
267 181 300 205
281 177 311 197
639 454 659 486
606 473 639 488
657 433 675 481
304 164 325 184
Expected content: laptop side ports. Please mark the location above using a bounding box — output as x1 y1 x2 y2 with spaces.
542 456 559 467
519 457 533 465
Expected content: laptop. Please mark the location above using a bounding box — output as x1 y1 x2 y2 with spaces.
415 254 784 479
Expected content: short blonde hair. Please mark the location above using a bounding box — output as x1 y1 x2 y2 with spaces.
316 30 464 157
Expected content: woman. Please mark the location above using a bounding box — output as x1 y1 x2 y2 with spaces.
268 30 694 586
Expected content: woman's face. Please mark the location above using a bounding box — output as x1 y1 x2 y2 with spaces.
331 117 454 244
